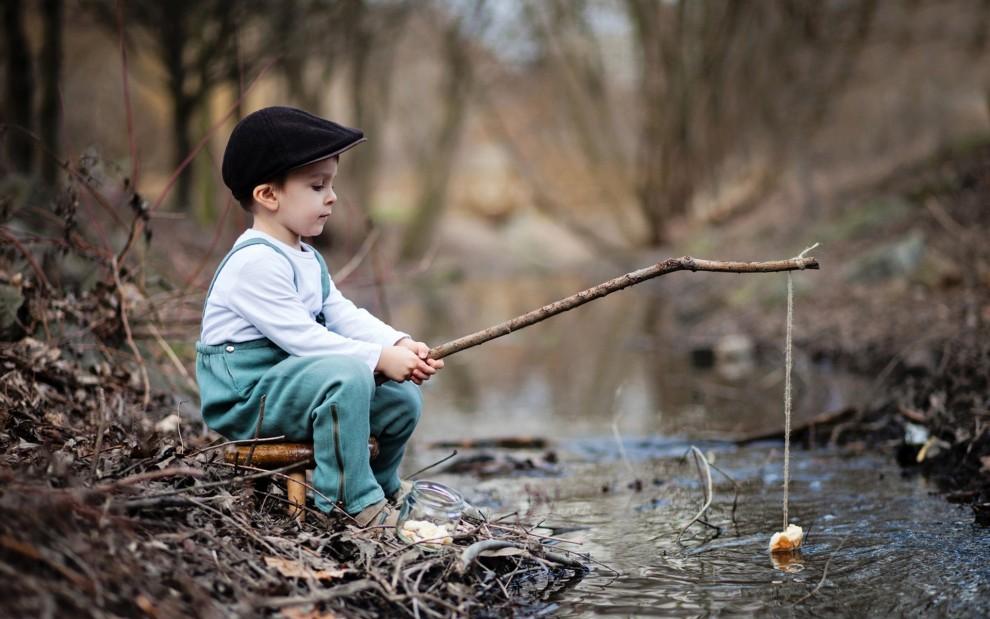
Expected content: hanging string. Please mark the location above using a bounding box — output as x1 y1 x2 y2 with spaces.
783 242 819 531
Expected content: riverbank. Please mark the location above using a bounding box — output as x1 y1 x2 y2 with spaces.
0 218 589 617
0 319 588 617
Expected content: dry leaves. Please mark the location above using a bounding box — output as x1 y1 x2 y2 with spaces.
263 555 349 581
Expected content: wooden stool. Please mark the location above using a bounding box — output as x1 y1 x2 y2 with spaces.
225 437 380 521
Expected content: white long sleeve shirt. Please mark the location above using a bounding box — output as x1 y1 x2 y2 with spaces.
200 229 408 371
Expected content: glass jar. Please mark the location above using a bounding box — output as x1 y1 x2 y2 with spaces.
395 480 465 546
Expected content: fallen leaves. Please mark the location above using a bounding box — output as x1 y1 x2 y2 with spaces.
263 555 349 582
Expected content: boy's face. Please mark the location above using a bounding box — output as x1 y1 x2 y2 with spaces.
265 156 339 239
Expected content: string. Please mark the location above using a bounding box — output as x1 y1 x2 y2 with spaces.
783 242 818 531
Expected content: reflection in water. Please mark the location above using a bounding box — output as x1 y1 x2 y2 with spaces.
770 550 805 573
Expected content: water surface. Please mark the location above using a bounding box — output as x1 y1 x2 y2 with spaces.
382 270 989 616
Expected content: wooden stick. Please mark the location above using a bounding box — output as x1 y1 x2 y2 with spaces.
286 471 307 521
428 255 819 361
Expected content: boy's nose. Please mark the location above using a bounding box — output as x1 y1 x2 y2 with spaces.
325 189 337 205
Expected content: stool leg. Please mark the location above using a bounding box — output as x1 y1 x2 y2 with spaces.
286 471 306 521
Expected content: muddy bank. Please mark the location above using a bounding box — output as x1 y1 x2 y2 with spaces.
0 315 588 618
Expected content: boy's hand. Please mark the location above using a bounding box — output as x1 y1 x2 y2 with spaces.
395 337 445 383
377 345 439 384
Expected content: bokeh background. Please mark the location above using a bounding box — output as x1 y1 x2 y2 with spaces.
3 0 989 441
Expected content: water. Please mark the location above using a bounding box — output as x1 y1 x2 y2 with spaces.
378 270 990 616
407 444 990 617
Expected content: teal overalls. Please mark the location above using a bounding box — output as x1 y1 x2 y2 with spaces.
195 238 422 515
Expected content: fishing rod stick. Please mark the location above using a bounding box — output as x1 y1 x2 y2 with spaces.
375 254 820 384
427 255 818 360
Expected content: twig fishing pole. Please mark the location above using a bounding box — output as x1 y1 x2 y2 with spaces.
431 254 819 360
376 255 819 385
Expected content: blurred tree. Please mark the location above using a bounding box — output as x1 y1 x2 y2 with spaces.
40 0 64 186
2 0 35 175
89 0 239 209
524 0 641 244
343 0 412 218
624 0 877 245
400 1 488 261
268 0 351 113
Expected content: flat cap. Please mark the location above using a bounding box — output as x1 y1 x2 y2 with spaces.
221 106 366 202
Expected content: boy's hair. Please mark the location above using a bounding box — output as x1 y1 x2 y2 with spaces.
236 154 339 212
237 172 287 212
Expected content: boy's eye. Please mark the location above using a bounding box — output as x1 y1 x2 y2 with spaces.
312 185 324 191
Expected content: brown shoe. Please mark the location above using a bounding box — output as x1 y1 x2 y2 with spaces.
351 500 400 531
386 479 414 506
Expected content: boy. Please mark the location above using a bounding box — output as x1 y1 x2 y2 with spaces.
196 106 443 528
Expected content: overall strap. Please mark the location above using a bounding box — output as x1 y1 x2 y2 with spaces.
203 238 302 313
301 241 331 304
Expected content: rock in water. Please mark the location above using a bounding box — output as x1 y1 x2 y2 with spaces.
769 523 803 553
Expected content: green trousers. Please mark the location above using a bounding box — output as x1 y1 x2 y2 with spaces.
196 338 421 515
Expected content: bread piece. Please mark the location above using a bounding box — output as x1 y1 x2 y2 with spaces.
401 519 452 544
769 523 803 553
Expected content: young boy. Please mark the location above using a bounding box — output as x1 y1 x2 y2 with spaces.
196 106 443 528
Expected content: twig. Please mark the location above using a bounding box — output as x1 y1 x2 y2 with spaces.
112 463 297 502
180 195 235 294
334 227 381 282
706 460 741 535
208 460 358 523
252 579 379 609
1 123 126 233
85 467 206 494
186 434 288 458
457 540 585 574
110 255 150 410
147 322 198 394
0 535 95 592
245 394 267 467
678 446 714 541
408 450 458 480
90 388 109 479
115 0 139 189
0 227 53 290
483 523 583 546
428 255 820 361
792 533 850 605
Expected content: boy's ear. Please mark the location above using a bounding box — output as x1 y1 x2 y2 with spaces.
252 183 279 213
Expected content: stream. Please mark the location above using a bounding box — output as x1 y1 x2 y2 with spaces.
380 269 990 616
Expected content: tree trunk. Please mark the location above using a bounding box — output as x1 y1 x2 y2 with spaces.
161 9 194 210
40 0 63 185
2 0 35 175
627 0 675 246
399 19 474 262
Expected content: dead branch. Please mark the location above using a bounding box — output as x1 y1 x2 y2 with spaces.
429 255 819 360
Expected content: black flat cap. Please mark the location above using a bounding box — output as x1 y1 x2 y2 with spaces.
221 106 366 202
